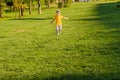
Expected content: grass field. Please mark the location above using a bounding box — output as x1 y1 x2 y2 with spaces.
0 1 120 80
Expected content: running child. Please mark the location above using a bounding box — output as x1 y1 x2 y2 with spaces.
50 10 69 35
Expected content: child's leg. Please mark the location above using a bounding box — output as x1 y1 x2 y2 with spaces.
56 26 60 35
59 25 62 34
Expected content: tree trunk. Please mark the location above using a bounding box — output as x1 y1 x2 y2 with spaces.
29 0 32 14
21 8 23 16
47 0 50 8
0 0 2 17
58 0 63 8
38 0 41 14
14 6 17 18
19 7 21 19
19 0 23 19
21 3 24 16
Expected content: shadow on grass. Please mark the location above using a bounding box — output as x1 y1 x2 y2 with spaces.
10 18 53 20
43 74 120 80
96 2 120 29
20 72 119 80
71 17 104 21
72 2 120 26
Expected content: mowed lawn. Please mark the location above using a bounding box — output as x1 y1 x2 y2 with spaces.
0 2 120 80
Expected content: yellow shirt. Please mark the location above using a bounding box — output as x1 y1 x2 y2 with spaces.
54 15 63 26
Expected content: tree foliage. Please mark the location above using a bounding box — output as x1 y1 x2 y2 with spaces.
0 0 71 18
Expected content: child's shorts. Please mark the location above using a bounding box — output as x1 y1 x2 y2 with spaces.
56 25 62 32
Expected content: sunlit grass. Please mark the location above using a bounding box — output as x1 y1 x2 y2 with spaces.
0 2 120 80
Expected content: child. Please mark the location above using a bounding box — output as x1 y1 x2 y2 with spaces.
50 10 69 35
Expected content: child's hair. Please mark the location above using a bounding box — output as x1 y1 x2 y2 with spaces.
56 10 60 12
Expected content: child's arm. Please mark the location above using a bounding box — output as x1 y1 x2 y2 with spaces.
63 16 69 20
50 19 55 23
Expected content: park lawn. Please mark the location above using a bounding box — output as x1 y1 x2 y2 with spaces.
0 1 120 80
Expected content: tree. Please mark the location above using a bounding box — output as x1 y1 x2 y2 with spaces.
6 1 13 10
57 0 72 8
0 0 2 17
38 0 41 14
58 0 63 8
29 0 32 14
45 0 50 8
64 0 72 7
21 2 25 16
18 0 23 19
13 0 19 18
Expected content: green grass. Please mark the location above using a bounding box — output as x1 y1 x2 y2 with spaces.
0 2 120 80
